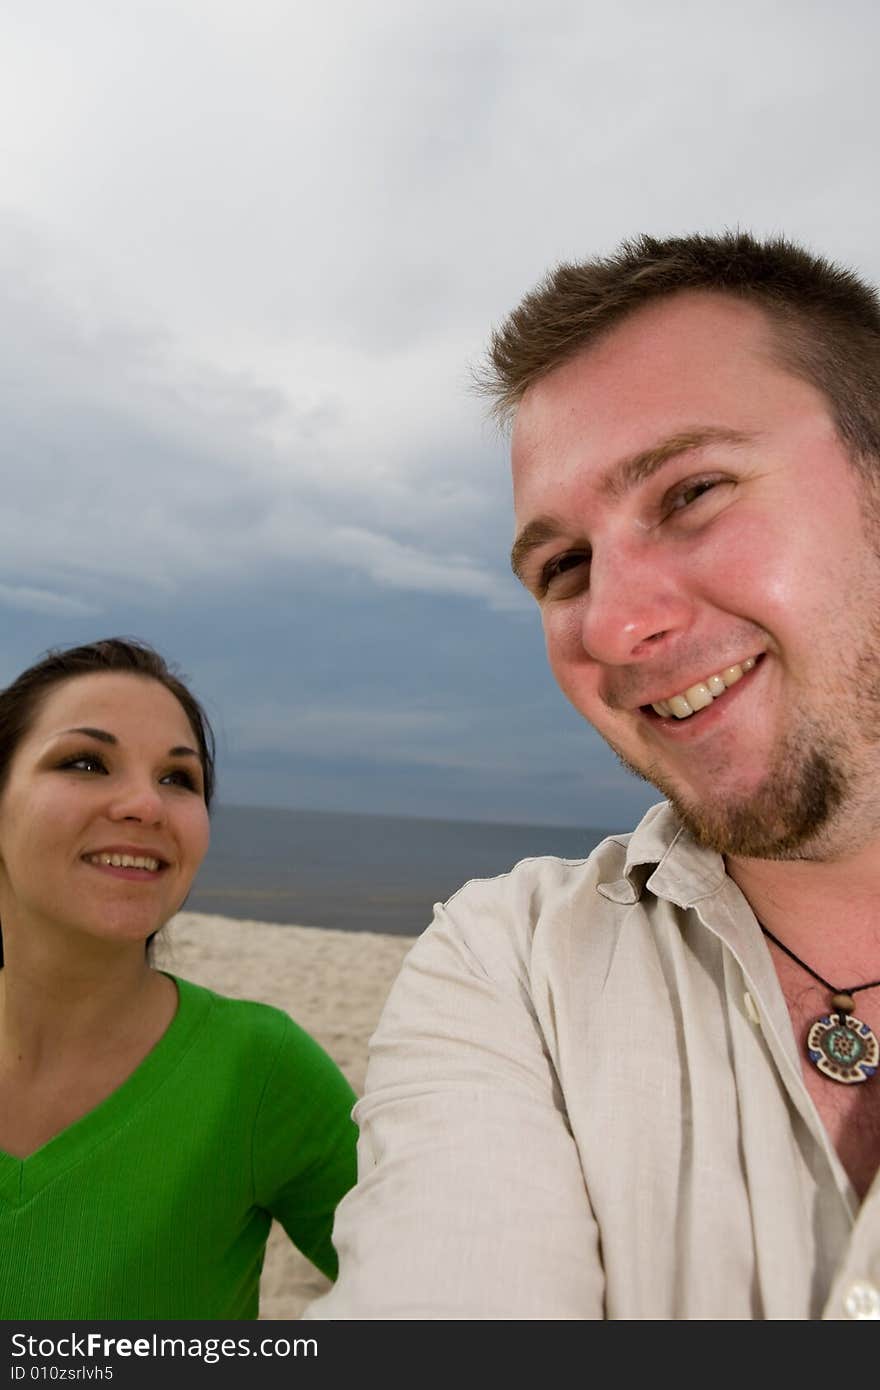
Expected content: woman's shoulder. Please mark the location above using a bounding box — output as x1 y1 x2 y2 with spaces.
169 974 351 1084
171 973 295 1036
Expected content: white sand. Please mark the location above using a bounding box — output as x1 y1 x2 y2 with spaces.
155 911 415 1320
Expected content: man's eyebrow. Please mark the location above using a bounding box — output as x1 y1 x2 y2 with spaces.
601 427 755 502
60 727 199 758
510 427 755 584
510 517 568 584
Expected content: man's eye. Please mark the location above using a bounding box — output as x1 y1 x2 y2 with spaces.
668 479 719 511
542 550 590 589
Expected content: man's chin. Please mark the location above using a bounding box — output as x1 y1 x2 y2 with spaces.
614 745 846 860
668 795 815 858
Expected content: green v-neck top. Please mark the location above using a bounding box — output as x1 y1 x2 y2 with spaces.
0 976 358 1320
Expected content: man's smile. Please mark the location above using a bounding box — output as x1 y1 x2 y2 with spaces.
648 653 759 719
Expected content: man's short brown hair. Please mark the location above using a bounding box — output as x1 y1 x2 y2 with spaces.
481 231 880 475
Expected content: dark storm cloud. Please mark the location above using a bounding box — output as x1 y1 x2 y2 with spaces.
1 0 878 825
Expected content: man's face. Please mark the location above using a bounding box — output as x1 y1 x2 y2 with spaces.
510 290 880 859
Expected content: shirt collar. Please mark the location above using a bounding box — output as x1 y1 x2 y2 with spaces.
595 802 794 1070
597 800 728 907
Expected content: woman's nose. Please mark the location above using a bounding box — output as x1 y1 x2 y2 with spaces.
108 779 166 824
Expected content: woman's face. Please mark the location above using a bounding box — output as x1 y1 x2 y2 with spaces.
0 672 211 953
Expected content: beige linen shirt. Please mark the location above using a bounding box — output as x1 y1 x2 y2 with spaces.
306 802 880 1320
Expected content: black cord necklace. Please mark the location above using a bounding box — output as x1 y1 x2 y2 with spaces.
760 923 880 1085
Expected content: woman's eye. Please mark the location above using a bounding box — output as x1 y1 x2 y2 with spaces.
61 753 107 774
160 768 199 791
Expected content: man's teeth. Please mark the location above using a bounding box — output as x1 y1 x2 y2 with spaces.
652 657 757 720
86 853 161 871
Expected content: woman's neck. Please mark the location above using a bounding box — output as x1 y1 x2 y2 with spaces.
0 929 162 1072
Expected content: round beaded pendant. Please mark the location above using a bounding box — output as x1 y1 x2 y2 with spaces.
759 924 880 1086
806 1010 879 1085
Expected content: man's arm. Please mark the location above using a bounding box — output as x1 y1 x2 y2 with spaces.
304 878 604 1319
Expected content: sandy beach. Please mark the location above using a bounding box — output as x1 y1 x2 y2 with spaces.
155 911 415 1320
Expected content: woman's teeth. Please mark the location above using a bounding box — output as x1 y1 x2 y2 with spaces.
652 656 757 720
85 853 161 871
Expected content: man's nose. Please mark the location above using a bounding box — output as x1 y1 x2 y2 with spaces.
578 545 693 666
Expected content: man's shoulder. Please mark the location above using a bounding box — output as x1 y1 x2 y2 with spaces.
442 799 677 915
442 833 626 913
409 801 684 980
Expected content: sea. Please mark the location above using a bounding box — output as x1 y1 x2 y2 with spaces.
185 804 618 936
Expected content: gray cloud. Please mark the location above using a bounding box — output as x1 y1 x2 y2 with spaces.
0 219 513 612
1 1 878 825
0 583 100 618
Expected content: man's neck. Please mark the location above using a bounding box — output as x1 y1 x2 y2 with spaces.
726 839 880 980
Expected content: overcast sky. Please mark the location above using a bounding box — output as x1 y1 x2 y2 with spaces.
1 1 877 829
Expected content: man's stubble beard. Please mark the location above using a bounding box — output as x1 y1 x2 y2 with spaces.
616 720 847 859
612 623 880 861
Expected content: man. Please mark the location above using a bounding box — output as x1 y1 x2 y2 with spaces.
306 233 880 1319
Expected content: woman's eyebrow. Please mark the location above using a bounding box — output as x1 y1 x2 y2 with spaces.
60 726 198 758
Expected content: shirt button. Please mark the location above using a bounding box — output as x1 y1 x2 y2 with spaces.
843 1281 880 1319
743 991 760 1025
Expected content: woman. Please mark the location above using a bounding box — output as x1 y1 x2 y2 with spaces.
0 638 357 1319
